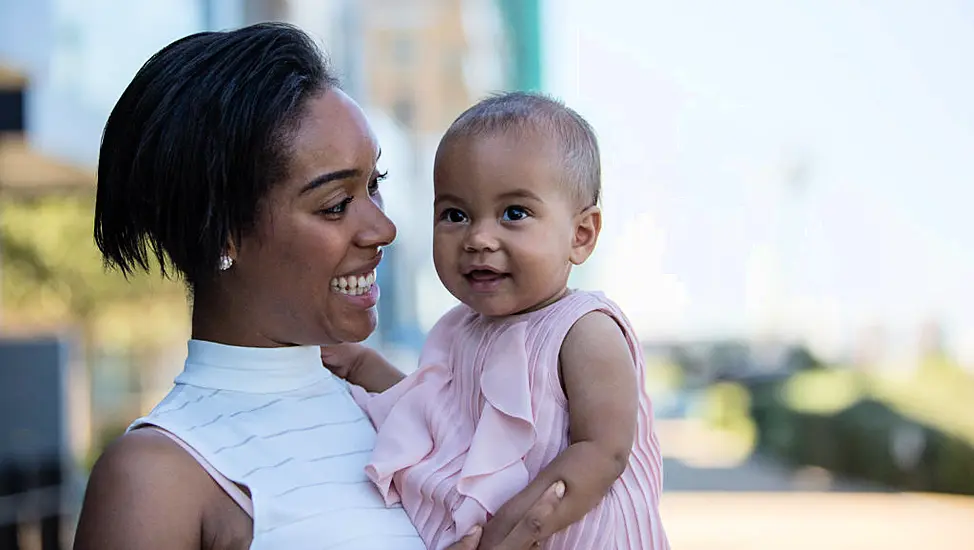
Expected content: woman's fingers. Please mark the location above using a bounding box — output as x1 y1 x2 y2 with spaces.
445 526 483 550
489 481 565 549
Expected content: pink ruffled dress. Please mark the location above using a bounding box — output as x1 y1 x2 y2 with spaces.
350 291 669 549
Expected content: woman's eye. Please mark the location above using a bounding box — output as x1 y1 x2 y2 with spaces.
369 170 388 196
502 206 529 221
440 208 468 223
320 197 353 216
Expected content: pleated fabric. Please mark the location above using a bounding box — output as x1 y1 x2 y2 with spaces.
352 290 670 549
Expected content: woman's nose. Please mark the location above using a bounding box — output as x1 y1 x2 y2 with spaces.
356 196 397 249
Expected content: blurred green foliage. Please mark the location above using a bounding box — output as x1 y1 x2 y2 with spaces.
2 193 192 466
644 355 684 392
1 194 189 350
749 359 974 495
700 381 758 454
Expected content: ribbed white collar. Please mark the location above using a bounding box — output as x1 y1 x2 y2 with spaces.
175 339 329 393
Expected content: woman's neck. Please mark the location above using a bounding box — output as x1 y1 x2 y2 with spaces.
190 285 292 348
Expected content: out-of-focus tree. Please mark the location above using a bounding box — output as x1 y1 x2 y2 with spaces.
785 345 823 371
1 194 189 351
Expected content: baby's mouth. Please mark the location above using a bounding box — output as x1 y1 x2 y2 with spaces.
466 269 506 279
463 269 511 290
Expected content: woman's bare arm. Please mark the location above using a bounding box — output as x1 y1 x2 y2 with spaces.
445 482 566 550
74 429 210 550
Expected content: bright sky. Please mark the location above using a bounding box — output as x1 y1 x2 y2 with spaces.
543 0 974 357
8 0 973 359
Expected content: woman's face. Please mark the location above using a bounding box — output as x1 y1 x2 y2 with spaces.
230 89 396 346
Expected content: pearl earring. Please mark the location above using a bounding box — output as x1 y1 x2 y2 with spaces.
219 255 234 271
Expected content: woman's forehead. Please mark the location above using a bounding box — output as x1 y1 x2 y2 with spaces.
288 90 379 180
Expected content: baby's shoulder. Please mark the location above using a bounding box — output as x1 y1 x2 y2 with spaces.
533 290 638 350
528 289 615 328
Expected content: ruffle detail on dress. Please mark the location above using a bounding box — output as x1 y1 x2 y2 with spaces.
359 320 538 544
355 361 453 506
455 322 536 515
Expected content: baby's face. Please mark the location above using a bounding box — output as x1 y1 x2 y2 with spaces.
432 131 581 317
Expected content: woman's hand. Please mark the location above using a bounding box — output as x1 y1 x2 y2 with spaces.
444 481 565 550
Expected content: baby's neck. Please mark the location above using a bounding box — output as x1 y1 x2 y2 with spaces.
475 287 571 319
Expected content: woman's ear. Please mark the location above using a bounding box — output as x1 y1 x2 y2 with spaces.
219 236 239 271
569 205 602 265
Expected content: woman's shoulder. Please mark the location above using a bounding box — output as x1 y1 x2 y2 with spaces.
75 428 222 548
98 428 228 504
91 428 210 495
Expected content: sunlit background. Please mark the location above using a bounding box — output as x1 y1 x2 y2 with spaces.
1 0 973 548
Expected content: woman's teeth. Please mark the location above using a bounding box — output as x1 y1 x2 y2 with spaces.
330 271 376 296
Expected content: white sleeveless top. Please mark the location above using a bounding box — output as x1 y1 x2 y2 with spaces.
128 340 426 550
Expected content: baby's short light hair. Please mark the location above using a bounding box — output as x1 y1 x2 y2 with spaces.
441 91 601 208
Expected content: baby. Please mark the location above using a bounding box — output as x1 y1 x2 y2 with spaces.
322 92 669 549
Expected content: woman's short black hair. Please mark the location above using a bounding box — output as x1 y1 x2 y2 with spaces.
94 22 338 286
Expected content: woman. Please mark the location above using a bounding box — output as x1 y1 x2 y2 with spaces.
74 23 564 550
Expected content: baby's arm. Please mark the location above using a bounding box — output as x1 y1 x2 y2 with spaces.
479 311 638 546
320 343 405 393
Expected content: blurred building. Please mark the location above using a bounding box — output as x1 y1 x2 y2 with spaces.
0 0 544 468
495 0 542 91
365 0 474 136
0 64 93 203
277 0 541 350
0 58 92 549
237 0 542 352
358 0 511 347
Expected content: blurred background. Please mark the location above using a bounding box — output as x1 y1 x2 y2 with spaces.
1 0 973 548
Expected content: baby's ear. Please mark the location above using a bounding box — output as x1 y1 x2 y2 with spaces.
569 205 601 265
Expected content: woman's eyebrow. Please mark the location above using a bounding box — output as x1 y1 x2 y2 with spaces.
299 169 361 194
300 148 381 195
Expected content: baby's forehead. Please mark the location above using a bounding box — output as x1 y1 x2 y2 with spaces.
438 131 588 205
439 129 563 173
443 127 571 173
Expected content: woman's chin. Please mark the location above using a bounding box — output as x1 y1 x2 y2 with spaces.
328 309 378 344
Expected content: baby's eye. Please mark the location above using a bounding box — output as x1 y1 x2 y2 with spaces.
502 206 529 221
440 208 468 223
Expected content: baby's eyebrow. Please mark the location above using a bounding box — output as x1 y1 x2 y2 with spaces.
434 193 465 207
497 189 543 202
